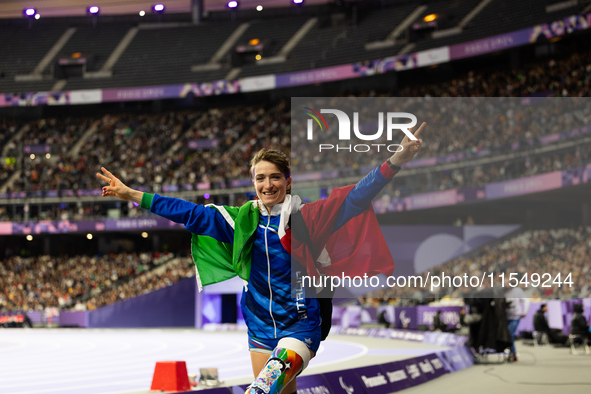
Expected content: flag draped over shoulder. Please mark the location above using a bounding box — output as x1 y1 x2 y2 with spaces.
190 202 258 290
190 187 394 291
288 185 395 280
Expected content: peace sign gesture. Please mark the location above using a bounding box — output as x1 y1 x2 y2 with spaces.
389 122 426 167
96 167 143 204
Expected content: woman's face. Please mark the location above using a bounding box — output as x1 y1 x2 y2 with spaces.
253 160 291 210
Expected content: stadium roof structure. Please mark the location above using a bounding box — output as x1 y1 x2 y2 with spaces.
1 1 589 101
0 0 333 18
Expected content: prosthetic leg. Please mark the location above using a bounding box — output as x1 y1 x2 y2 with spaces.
246 338 311 394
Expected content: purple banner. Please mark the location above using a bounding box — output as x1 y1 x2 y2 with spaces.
8 217 184 235
375 164 586 215
394 307 417 330
331 306 362 328
417 306 462 331
320 349 471 394
323 369 368 394
354 365 392 394
88 277 196 328
59 311 89 327
275 65 357 88
449 13 591 60
23 144 51 154
179 388 230 394
162 184 179 192
296 375 331 394
449 30 530 60
181 81 240 97
101 81 241 102
201 294 222 325
330 321 468 348
486 171 562 200
0 91 70 107
188 139 219 150
379 361 414 391
407 189 458 210
102 85 181 102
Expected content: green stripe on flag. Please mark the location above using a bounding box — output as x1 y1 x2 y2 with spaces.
190 202 260 287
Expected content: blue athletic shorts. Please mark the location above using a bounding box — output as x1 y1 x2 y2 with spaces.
247 320 322 354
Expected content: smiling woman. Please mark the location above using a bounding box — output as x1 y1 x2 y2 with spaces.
251 149 292 213
97 124 424 394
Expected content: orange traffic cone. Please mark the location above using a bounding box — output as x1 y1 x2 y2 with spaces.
150 361 191 392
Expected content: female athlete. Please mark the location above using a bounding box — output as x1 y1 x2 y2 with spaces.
97 122 425 394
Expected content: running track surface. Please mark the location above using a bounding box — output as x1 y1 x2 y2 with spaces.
0 329 444 394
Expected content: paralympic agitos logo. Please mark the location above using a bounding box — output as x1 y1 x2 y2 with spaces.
303 107 417 153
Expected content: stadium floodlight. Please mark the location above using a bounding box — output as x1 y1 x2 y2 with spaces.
424 14 437 22
23 8 36 17
227 1 239 9
87 6 100 14
293 0 304 4
152 4 165 12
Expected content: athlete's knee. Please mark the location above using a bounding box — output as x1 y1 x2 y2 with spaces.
277 338 311 370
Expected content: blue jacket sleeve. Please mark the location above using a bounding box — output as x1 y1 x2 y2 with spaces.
333 165 391 232
149 194 234 243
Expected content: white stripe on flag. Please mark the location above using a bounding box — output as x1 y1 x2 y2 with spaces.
205 203 235 229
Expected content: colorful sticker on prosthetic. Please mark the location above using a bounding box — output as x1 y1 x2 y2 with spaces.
250 348 303 394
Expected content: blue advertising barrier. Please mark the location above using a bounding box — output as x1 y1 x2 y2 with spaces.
88 277 196 328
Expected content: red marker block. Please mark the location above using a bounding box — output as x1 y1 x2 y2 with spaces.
150 361 191 392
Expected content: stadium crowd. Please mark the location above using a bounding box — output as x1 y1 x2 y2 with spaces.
3 225 588 312
1 49 590 204
0 117 24 187
83 256 194 310
370 226 591 303
0 251 174 311
2 138 589 222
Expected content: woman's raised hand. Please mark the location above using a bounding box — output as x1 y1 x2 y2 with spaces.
389 122 426 167
96 167 142 204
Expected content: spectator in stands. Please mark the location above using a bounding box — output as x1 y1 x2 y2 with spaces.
570 304 590 342
533 304 568 346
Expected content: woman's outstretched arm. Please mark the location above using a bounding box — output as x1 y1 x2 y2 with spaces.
333 122 426 231
96 167 233 242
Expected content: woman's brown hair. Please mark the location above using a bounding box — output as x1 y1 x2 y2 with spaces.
250 148 291 194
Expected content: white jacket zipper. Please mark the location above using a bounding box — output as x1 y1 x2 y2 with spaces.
263 214 278 338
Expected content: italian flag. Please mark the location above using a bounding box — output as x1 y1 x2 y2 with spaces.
191 186 395 291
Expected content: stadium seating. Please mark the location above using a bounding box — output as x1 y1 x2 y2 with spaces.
2 46 591 222
58 24 132 72
369 226 591 302
2 0 589 91
410 0 585 53
0 21 66 93
0 251 182 311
